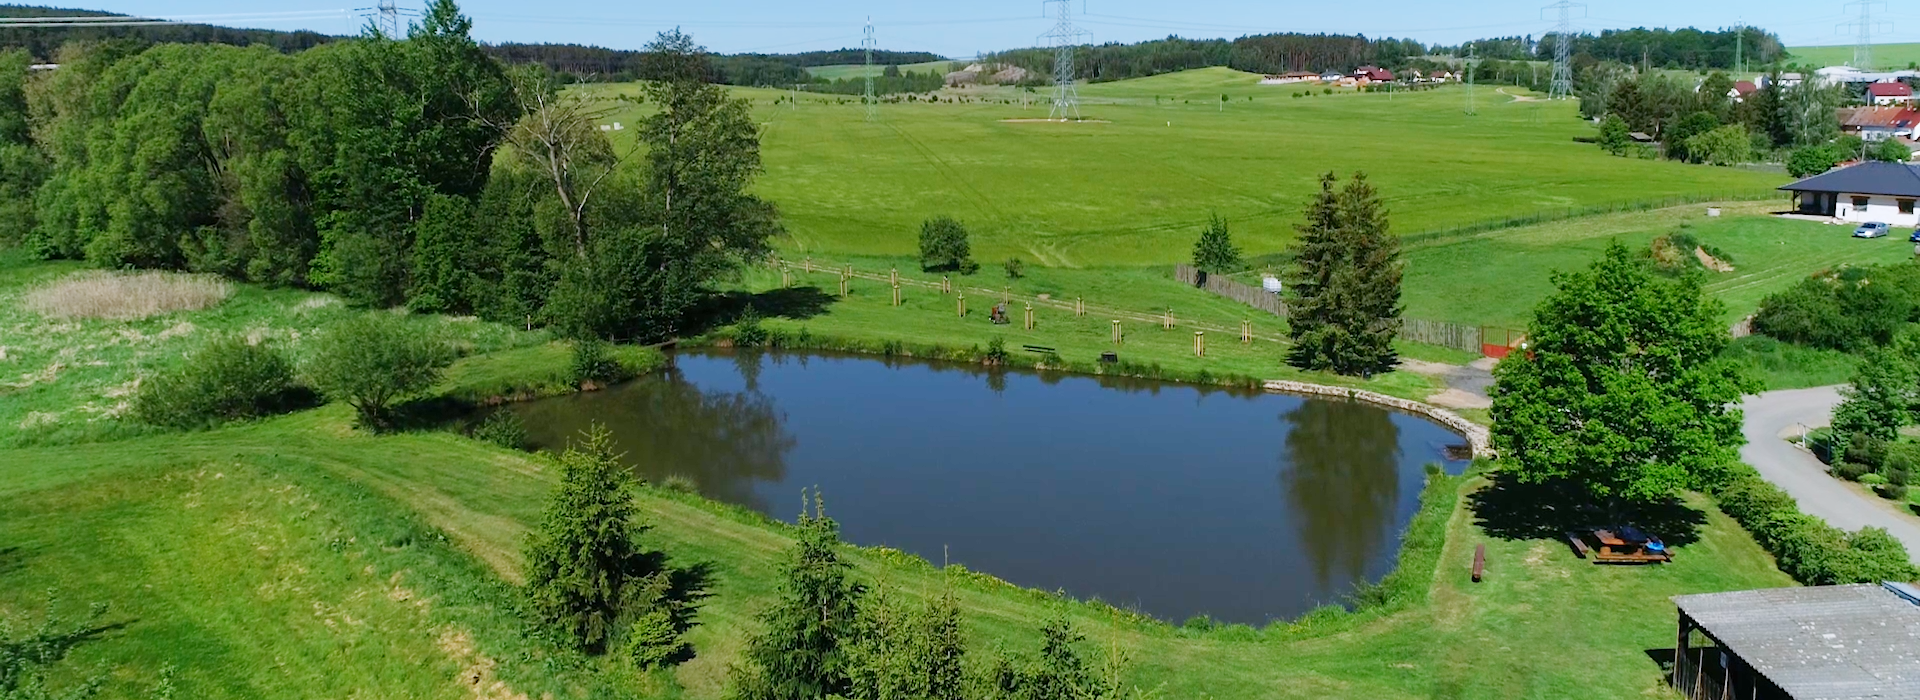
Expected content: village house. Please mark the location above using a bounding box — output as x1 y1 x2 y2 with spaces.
1729 80 1758 101
1353 65 1394 84
1670 583 1920 700
1870 81 1915 105
1780 160 1920 225
1317 70 1345 82
1259 71 1320 84
1839 106 1920 141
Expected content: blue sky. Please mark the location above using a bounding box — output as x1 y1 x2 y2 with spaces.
67 0 1897 56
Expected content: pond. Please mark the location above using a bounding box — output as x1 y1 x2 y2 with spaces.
509 350 1471 625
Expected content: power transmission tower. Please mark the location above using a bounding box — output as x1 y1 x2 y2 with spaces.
1734 21 1745 74
354 0 413 38
1541 0 1584 100
1839 1 1891 69
1041 0 1091 121
863 17 877 122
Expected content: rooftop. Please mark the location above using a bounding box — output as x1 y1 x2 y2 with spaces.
1871 82 1915 97
1782 160 1920 197
1673 584 1920 700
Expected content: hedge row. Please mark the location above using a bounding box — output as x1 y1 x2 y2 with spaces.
1709 464 1919 585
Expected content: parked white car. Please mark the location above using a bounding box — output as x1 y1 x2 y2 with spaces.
1855 222 1891 238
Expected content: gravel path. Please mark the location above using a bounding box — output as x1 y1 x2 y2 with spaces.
1741 386 1920 563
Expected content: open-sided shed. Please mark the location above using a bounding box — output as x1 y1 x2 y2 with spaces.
1671 583 1920 700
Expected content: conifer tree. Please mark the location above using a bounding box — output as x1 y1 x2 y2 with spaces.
1190 213 1240 273
732 491 864 700
523 424 643 652
1284 172 1403 376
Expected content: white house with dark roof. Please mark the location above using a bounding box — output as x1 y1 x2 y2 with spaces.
1780 161 1920 225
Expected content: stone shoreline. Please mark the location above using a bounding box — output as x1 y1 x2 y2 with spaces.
1262 380 1496 459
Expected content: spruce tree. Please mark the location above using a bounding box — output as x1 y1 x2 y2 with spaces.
1191 213 1240 273
732 491 864 700
523 424 642 652
1284 172 1403 376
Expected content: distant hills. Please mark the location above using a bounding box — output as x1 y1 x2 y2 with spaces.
0 5 943 87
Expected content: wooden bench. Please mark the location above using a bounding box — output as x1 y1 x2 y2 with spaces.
1022 344 1057 354
1471 543 1487 583
1566 531 1592 559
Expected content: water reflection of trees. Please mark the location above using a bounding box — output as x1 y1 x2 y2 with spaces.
1281 399 1402 589
517 368 795 513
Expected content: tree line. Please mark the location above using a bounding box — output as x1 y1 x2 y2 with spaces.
0 4 336 60
982 33 1431 84
0 1 777 343
1578 64 1851 170
483 43 945 86
1540 26 1785 71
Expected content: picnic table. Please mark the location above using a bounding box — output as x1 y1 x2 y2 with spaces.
1588 526 1672 564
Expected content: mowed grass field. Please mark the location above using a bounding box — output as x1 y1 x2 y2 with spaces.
804 59 955 80
1788 43 1920 69
584 67 1785 268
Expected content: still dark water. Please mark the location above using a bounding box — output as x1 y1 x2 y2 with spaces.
510 350 1469 625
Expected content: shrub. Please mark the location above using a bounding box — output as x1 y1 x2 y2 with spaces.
304 313 454 430
1836 462 1874 481
24 270 231 320
1714 475 1796 524
1754 269 1919 351
130 335 298 429
918 216 976 273
471 410 528 450
732 306 769 346
1788 143 1843 177
1711 469 1920 584
1003 256 1024 280
571 338 625 385
622 609 686 670
984 336 1009 364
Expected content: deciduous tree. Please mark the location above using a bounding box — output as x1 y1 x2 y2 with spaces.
302 313 453 430
1490 243 1758 511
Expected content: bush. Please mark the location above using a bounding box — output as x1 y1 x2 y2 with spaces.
918 216 976 273
1003 256 1024 280
984 336 1009 365
1754 270 1918 351
732 306 769 346
304 313 454 430
470 410 528 450
1711 469 1920 584
1788 143 1843 177
130 335 298 429
571 338 625 385
622 609 686 670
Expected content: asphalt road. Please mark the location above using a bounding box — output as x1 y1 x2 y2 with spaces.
1741 386 1920 564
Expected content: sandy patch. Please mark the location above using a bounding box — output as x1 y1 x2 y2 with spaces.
1427 388 1492 410
438 628 531 700
1694 247 1734 272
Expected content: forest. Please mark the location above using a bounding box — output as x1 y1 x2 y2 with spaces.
1540 27 1785 70
0 4 337 58
0 0 778 343
983 34 1431 83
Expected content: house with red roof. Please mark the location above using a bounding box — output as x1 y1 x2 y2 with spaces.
1353 66 1394 83
1729 80 1758 100
1869 81 1914 105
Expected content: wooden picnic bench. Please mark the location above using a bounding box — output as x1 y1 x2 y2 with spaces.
1471 543 1486 582
1589 528 1672 564
1022 344 1057 354
1565 531 1591 559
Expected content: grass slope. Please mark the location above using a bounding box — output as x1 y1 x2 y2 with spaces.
1401 204 1917 330
1787 43 1920 70
584 67 1783 268
0 254 1801 699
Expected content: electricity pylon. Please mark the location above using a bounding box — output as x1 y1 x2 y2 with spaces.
1041 0 1091 121
1542 0 1584 100
863 17 877 122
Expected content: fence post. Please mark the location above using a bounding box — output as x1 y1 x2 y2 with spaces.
781 268 791 287
804 257 812 273
1111 320 1122 344
839 275 848 297
1194 331 1204 357
890 267 898 286
1076 297 1084 316
1163 308 1174 330
1242 320 1251 344
892 283 901 307
1024 303 1034 330
1003 287 1010 304
942 275 951 293
957 293 966 317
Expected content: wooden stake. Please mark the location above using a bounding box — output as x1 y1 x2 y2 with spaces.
1111 320 1122 344
782 268 791 287
892 283 901 307
1003 287 1011 304
1076 297 1084 316
804 257 812 273
890 267 898 286
1242 320 1252 344
1163 308 1174 330
957 293 966 317
1195 330 1205 357
839 275 848 297
1024 302 1034 330
942 275 951 293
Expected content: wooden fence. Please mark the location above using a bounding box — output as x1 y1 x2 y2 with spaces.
1175 264 1485 355
1175 265 1287 317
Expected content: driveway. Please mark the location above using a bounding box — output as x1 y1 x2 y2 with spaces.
1741 386 1920 564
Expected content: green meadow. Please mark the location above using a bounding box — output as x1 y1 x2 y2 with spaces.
804 59 955 80
587 67 1784 268
1788 43 1920 69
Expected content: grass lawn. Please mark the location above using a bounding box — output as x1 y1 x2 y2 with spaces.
0 251 1804 699
1787 43 1920 70
804 59 955 80
582 67 1783 268
1399 204 1918 330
